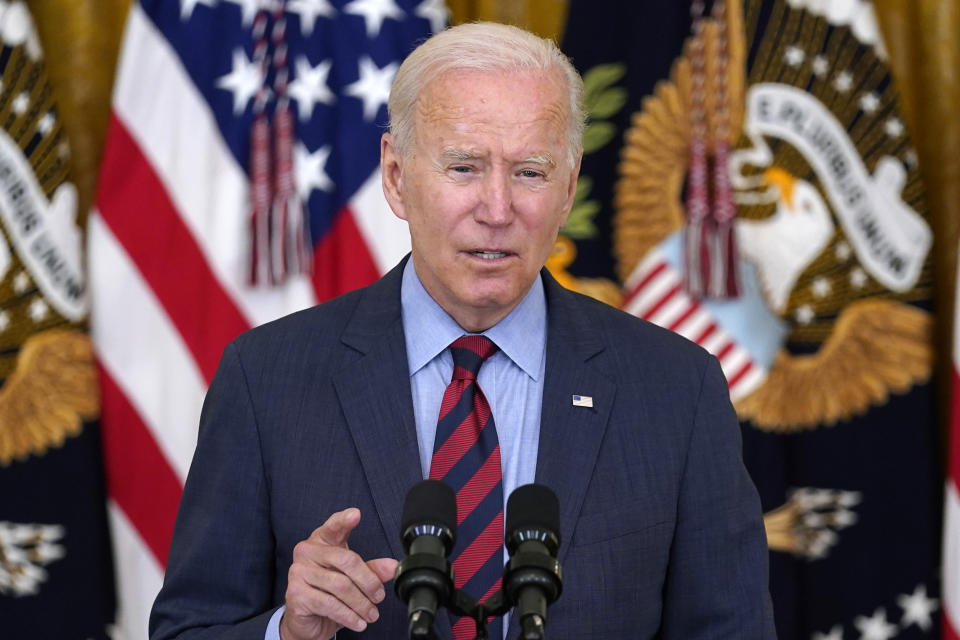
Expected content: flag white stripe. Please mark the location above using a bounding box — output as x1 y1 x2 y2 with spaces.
646 292 690 328
108 501 165 640
350 168 412 272
673 308 712 341
90 213 204 483
626 267 680 318
113 6 315 329
717 347 750 380
945 479 960 634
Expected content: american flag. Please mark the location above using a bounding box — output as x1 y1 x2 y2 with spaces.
946 252 960 640
89 1 442 637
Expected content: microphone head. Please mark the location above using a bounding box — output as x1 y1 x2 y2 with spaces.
506 484 561 555
401 480 457 553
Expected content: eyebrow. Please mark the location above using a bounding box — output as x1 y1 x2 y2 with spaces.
439 148 481 162
522 153 556 167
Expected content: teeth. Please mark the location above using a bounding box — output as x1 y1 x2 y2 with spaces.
472 251 506 259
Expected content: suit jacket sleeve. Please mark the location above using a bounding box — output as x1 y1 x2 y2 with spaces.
660 355 776 638
149 341 279 640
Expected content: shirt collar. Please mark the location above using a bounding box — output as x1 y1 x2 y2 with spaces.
401 259 546 381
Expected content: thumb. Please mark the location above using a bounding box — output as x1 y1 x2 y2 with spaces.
314 507 362 547
368 557 400 584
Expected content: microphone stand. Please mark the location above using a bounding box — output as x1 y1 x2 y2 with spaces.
446 587 511 640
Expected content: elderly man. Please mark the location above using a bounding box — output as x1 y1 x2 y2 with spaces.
150 22 775 640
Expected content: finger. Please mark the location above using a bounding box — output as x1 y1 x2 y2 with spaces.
291 580 374 634
313 507 362 547
296 562 383 626
294 545 386 607
367 557 400 590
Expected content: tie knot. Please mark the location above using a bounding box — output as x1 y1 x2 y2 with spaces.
450 335 498 380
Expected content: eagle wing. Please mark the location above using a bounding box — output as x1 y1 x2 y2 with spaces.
735 300 932 431
0 329 100 465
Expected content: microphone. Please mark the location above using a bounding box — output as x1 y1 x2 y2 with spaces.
394 480 458 640
504 484 563 640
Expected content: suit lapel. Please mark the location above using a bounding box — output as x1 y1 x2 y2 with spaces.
332 259 454 639
535 272 615 567
333 261 422 563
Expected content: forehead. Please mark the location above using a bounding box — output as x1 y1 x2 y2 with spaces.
414 69 569 151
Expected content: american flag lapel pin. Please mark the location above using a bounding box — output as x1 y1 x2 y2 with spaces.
572 395 593 408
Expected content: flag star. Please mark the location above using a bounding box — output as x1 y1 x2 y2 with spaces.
784 45 805 67
794 304 815 325
835 241 852 261
854 608 897 640
295 142 334 201
884 117 904 138
0 311 9 332
344 0 404 38
12 92 29 115
223 0 264 28
812 277 831 298
850 267 868 289
415 0 448 33
897 584 938 631
834 71 853 93
13 270 30 293
28 298 49 322
58 141 70 159
180 0 217 20
216 48 264 115
345 56 398 121
812 55 829 77
836 491 861 508
289 56 335 121
812 625 844 640
288 0 336 36
859 92 880 114
37 112 54 135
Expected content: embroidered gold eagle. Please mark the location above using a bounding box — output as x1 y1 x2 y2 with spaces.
0 329 99 466
613 0 933 432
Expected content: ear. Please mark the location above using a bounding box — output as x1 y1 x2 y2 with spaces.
558 151 583 228
380 133 408 221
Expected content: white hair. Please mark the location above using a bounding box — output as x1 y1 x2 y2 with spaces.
387 22 585 166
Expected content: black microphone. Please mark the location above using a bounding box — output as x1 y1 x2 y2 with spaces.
394 480 458 640
504 484 563 640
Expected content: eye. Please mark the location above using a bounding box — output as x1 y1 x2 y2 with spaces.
518 169 543 179
451 165 473 174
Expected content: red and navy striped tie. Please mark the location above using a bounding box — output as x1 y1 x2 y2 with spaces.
430 335 503 640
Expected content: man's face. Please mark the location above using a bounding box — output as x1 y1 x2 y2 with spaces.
381 69 581 331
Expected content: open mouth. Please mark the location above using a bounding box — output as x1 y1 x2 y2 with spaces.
469 250 509 260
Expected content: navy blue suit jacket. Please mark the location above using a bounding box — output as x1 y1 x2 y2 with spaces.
150 259 776 639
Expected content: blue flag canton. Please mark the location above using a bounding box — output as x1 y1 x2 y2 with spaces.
140 0 443 241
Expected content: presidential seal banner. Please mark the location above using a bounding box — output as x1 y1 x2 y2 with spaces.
560 0 941 638
0 1 113 637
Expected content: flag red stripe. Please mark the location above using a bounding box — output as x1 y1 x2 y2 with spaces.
945 613 960 640
623 261 667 304
692 322 717 345
726 361 753 389
715 341 734 361
642 284 682 320
312 205 382 303
99 362 183 567
96 114 250 383
667 302 700 332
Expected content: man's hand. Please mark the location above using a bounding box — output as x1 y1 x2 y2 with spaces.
280 508 398 640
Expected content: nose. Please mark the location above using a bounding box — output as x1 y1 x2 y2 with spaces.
475 170 514 226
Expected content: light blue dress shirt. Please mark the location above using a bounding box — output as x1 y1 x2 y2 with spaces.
266 261 546 639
